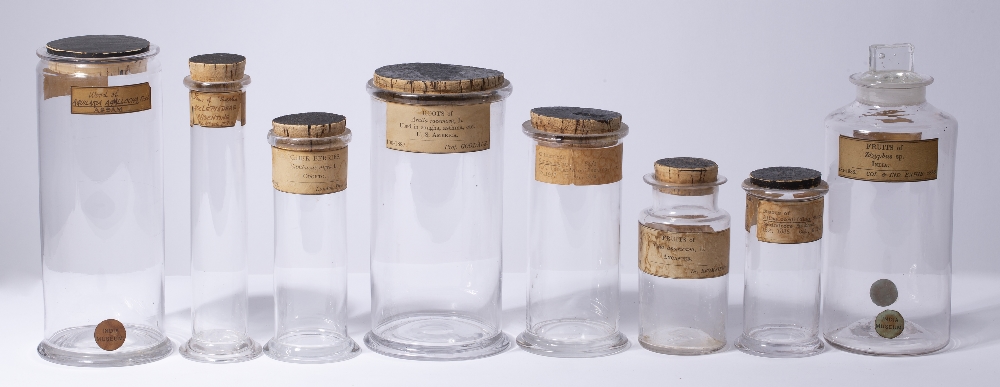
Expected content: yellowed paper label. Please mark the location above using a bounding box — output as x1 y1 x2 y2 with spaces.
70 83 151 115
190 91 245 128
745 194 759 232
535 144 623 186
838 135 938 182
94 319 126 351
638 224 730 279
385 102 490 153
755 198 823 244
271 147 348 195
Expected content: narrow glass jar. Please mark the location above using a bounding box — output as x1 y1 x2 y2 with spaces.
366 63 512 360
36 35 172 367
823 44 957 356
737 167 828 358
263 112 360 363
179 53 261 363
638 158 730 355
515 107 630 357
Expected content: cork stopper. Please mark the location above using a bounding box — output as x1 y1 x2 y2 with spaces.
654 157 718 184
46 35 149 58
530 107 622 135
272 112 346 139
189 53 247 82
749 167 822 190
373 63 504 94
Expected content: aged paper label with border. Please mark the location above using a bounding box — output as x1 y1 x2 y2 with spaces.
71 83 151 115
190 90 245 128
535 144 623 186
385 102 490 153
838 135 938 183
271 147 348 195
94 319 127 351
638 223 730 279
756 198 823 244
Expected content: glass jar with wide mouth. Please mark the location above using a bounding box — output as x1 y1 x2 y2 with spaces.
515 107 630 358
365 63 513 361
36 35 172 367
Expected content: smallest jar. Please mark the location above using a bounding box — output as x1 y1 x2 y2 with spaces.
737 167 828 358
264 112 359 363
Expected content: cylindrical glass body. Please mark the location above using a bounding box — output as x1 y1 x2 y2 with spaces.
36 41 171 367
516 120 630 357
179 72 261 363
638 175 730 355
365 79 513 360
737 176 828 358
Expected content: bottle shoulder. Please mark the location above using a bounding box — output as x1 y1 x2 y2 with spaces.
825 101 957 137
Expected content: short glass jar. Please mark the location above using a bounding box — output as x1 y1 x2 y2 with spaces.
36 35 172 367
516 107 630 357
366 63 513 360
737 167 828 358
638 158 730 355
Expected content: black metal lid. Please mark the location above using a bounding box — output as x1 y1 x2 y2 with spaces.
749 167 822 190
273 112 346 127
46 35 150 58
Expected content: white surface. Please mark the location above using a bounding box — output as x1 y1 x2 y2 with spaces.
2 273 998 385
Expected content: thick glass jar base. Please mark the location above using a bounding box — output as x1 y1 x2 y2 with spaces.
736 325 824 358
639 327 725 356
365 313 509 361
37 324 173 367
825 318 948 356
180 330 262 363
516 319 630 358
263 330 360 364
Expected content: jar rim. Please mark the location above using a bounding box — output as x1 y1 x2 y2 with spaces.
644 173 726 189
37 45 160 63
523 120 629 143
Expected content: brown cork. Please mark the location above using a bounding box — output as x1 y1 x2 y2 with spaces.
373 63 504 94
189 53 247 82
653 157 719 196
272 112 347 139
530 107 622 135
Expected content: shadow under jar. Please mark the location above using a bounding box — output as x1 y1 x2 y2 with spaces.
36 35 172 367
366 63 513 361
516 107 630 358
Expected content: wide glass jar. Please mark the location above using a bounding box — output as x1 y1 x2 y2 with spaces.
366 63 512 360
823 43 957 356
516 107 630 358
36 35 172 367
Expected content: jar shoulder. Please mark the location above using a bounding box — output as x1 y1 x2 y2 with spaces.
825 101 958 138
639 207 731 230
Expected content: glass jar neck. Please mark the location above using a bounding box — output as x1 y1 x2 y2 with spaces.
652 187 719 212
856 86 926 106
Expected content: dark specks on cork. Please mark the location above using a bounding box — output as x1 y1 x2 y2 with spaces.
375 63 502 82
189 53 246 65
273 112 345 127
749 167 822 190
531 107 621 124
655 157 717 170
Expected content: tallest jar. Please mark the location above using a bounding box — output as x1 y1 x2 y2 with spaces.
36 35 171 366
823 44 957 355
366 63 512 360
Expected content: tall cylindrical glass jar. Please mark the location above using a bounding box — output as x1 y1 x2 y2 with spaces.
823 44 957 356
737 167 828 358
264 112 360 363
515 107 630 358
366 63 512 360
638 158 730 356
37 35 171 367
179 53 261 363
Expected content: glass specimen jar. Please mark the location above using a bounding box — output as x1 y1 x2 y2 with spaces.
366 63 512 360
823 44 957 356
36 35 171 367
638 158 730 355
515 107 630 357
179 53 261 363
737 167 828 358
263 112 360 363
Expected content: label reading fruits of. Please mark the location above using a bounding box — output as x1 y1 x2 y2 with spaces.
838 135 938 183
755 198 823 244
535 144 623 186
70 83 151 115
638 223 730 279
385 102 490 153
271 146 348 195
190 90 245 128
94 319 127 351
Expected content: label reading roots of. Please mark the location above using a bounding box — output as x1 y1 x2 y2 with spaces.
754 198 823 244
94 319 126 351
385 102 490 153
535 144 623 186
190 91 245 128
271 147 348 195
70 83 151 115
638 224 730 279
838 135 938 183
